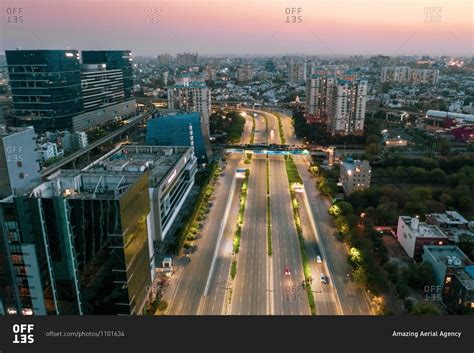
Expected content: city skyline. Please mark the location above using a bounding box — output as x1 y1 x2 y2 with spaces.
1 0 472 56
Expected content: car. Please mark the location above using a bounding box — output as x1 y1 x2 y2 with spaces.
284 268 291 276
320 274 327 284
316 255 322 263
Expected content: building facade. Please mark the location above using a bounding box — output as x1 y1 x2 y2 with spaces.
146 112 212 163
0 170 152 315
0 126 41 199
422 245 474 311
6 50 84 131
339 158 371 195
396 216 450 261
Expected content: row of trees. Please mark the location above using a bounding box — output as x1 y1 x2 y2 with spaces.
209 111 246 143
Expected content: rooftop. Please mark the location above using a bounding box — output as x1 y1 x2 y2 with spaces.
423 245 472 267
427 211 469 226
401 216 447 238
29 170 143 200
86 145 191 187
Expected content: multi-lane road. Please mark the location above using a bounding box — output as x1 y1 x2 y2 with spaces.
166 108 371 315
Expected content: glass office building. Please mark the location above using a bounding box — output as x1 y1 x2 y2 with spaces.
0 170 152 315
146 112 212 163
81 51 134 100
5 50 84 131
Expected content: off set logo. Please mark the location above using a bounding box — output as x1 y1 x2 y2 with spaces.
12 324 35 344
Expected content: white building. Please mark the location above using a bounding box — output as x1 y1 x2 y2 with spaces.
330 79 367 135
339 158 371 194
167 75 211 134
38 142 60 162
396 216 449 261
305 70 335 117
381 66 411 83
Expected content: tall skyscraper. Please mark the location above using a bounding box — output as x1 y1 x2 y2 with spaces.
5 50 84 131
305 69 367 135
81 50 134 100
330 78 368 135
288 60 310 84
305 69 334 119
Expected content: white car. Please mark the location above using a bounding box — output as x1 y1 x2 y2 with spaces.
320 274 327 284
316 256 322 264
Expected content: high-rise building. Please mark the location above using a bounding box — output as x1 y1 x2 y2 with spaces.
5 50 84 131
167 74 211 136
339 158 371 195
288 61 309 84
0 126 41 199
81 50 134 100
330 78 367 135
0 170 152 315
176 52 198 66
411 69 439 85
80 64 124 112
157 53 172 65
305 69 334 119
146 112 212 163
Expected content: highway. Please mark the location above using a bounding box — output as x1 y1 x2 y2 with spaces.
231 154 268 315
167 154 241 314
276 111 371 314
230 114 269 314
268 154 310 315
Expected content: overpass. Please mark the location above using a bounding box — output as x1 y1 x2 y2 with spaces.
40 99 156 178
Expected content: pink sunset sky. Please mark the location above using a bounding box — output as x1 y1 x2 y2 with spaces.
1 0 472 56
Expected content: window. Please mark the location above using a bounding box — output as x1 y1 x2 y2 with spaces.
19 173 25 179
17 161 23 168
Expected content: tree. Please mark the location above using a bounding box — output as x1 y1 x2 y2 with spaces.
410 302 441 315
402 263 436 292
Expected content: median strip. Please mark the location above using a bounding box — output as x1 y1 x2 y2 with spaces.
266 156 272 256
284 155 316 315
276 113 286 145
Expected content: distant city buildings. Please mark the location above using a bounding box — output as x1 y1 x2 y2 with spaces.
38 141 60 163
236 65 254 83
5 49 136 132
146 112 212 163
0 126 41 199
396 216 450 261
176 52 198 66
305 68 367 135
158 53 173 65
288 60 311 84
339 158 371 195
380 66 439 85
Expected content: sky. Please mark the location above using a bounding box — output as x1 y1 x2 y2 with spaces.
1 0 472 56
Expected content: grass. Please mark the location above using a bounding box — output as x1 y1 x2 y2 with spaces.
284 155 302 184
231 260 237 280
284 155 316 315
234 169 249 254
276 112 286 145
250 115 256 144
171 162 220 254
266 157 272 256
